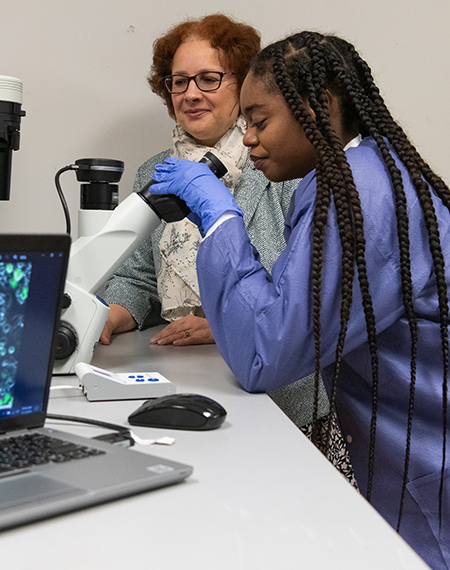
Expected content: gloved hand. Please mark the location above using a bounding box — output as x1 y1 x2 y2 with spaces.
150 158 243 236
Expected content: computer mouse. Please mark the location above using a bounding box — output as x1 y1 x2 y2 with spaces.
127 393 227 431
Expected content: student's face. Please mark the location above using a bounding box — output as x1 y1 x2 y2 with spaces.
171 40 240 147
241 72 317 182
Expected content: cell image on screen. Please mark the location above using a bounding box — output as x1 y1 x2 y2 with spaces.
0 261 31 411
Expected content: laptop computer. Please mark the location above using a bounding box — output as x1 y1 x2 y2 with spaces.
0 234 192 531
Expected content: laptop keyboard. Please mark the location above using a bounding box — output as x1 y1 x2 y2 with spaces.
0 432 105 474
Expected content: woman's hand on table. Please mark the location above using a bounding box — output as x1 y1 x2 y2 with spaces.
150 315 215 346
100 304 138 345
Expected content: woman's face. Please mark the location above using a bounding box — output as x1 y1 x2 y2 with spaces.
171 39 240 147
241 72 317 182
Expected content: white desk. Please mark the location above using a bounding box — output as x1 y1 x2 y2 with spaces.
0 326 428 570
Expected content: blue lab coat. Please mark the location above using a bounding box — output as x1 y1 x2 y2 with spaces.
196 137 450 570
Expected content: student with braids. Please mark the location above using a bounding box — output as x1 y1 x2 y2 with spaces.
149 31 450 570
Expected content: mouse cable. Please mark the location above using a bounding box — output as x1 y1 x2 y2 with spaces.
46 413 134 447
45 413 175 447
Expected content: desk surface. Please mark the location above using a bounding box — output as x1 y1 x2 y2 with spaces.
1 327 428 570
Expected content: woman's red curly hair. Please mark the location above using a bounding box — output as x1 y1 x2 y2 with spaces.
148 14 261 118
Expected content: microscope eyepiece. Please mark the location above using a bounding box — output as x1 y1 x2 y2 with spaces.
138 151 227 223
199 151 227 178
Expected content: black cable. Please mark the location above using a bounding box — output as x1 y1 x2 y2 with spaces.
54 165 76 235
46 413 130 436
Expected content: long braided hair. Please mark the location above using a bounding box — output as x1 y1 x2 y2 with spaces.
250 31 449 531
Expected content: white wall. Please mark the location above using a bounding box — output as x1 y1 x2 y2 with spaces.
0 0 449 235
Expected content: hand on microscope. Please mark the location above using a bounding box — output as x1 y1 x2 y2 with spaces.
100 304 137 345
151 158 243 236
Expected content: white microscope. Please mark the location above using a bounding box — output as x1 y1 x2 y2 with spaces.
52 153 227 374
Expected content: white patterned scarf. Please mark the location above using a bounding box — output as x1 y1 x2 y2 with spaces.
158 116 247 321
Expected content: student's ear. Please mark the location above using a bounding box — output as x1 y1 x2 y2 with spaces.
304 98 316 119
326 88 347 139
326 89 342 123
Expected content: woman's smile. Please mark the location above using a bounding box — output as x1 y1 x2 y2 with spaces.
184 107 210 119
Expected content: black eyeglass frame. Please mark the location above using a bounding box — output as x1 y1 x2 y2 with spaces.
163 71 234 94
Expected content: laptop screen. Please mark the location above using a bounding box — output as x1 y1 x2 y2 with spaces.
0 235 70 434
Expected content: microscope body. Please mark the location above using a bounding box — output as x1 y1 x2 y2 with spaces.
52 151 226 375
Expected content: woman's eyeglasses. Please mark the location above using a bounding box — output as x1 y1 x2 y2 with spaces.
164 71 234 94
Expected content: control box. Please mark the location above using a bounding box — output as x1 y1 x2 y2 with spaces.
75 362 176 401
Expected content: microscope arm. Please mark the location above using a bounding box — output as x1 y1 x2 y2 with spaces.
67 193 161 295
54 192 163 375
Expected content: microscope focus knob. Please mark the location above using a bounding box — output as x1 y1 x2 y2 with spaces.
61 292 72 309
54 320 78 360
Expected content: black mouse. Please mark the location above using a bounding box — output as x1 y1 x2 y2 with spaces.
127 393 227 431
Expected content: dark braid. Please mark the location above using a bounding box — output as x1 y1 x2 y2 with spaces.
268 33 381 495
340 37 450 208
324 46 419 522
299 35 363 461
269 45 333 444
327 38 449 526
250 31 449 530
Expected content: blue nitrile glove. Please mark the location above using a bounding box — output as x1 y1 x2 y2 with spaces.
150 157 243 236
